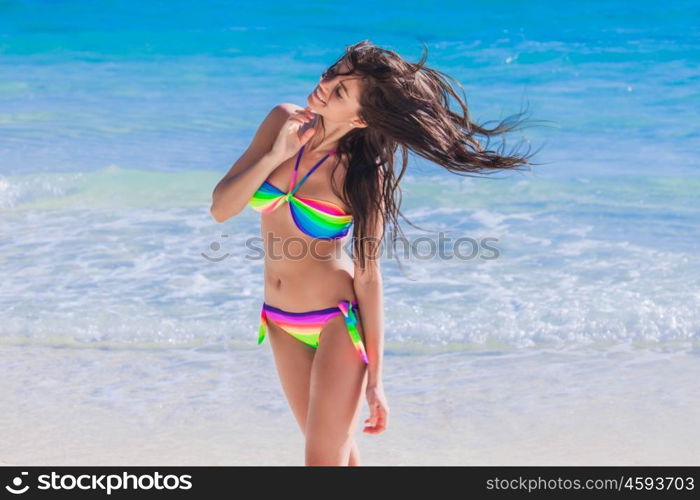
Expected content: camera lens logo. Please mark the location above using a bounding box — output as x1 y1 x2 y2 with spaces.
201 234 230 262
5 472 29 495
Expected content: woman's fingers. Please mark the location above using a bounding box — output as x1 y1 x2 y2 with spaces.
290 114 314 126
300 127 315 144
364 404 377 424
363 404 388 434
375 410 387 433
293 108 315 121
363 420 385 434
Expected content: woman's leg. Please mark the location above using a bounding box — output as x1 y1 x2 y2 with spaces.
348 366 369 465
348 438 361 466
265 318 316 435
305 314 368 466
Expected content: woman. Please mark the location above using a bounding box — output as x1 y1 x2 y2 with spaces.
210 40 539 466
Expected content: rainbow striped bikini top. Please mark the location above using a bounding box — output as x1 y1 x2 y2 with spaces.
248 145 353 240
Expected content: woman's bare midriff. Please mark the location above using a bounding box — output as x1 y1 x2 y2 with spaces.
261 219 356 311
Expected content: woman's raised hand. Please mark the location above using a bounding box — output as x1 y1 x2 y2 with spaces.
270 107 317 162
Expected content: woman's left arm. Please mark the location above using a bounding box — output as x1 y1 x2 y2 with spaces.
353 257 384 386
353 175 386 386
352 184 390 433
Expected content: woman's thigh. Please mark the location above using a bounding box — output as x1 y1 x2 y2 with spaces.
266 319 316 434
306 313 368 464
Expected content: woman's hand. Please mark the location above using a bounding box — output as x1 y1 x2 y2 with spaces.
269 107 317 162
363 383 389 434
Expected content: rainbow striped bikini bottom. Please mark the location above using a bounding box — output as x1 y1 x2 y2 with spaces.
257 299 369 365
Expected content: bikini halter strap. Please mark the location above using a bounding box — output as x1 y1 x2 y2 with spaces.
287 145 337 195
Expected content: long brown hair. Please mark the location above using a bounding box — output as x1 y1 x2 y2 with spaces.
317 40 547 276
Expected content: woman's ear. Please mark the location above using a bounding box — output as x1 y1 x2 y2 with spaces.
350 118 368 129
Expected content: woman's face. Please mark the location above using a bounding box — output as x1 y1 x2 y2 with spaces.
307 59 366 127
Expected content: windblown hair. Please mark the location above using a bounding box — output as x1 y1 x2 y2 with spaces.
316 40 546 276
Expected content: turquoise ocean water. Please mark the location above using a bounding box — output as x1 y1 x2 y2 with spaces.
1 1 698 464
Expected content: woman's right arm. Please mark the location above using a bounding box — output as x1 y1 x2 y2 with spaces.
209 104 290 223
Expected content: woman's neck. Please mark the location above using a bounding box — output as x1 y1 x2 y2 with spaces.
305 116 352 155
